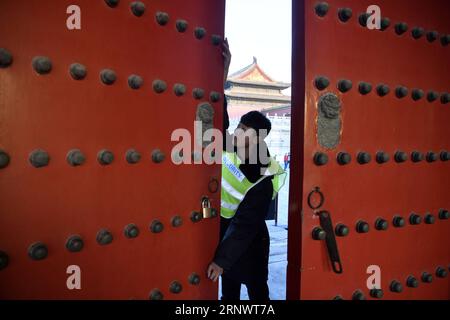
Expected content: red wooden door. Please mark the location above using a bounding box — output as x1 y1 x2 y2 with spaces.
288 0 449 300
0 0 225 299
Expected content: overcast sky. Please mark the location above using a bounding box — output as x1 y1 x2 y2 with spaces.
225 0 292 94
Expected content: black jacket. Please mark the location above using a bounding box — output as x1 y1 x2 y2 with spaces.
213 99 273 282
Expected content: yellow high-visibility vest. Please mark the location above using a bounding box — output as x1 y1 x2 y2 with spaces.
220 151 287 219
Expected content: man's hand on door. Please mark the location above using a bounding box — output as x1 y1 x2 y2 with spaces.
207 262 223 282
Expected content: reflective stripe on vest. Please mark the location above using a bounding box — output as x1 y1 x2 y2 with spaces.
220 200 239 211
220 151 286 219
221 179 245 201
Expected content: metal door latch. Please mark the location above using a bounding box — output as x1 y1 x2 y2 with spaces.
318 210 343 274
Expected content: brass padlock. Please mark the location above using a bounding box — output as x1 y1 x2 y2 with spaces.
202 197 212 219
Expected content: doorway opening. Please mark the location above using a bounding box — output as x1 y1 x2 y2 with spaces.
219 0 292 300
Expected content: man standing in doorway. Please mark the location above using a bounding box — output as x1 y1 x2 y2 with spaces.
207 39 286 300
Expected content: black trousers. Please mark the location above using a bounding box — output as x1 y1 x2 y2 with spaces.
221 273 270 301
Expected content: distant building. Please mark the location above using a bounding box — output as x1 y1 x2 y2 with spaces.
225 57 291 119
261 105 291 117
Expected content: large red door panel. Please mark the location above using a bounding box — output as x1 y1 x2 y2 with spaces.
289 0 449 300
0 0 225 299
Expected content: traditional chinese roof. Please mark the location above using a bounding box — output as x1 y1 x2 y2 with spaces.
225 92 291 103
227 57 290 90
261 104 291 116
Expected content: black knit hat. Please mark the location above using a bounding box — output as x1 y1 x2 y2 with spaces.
240 111 272 137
